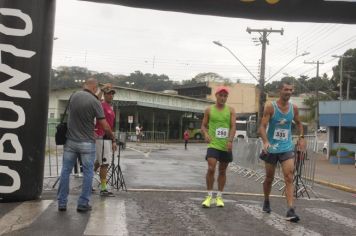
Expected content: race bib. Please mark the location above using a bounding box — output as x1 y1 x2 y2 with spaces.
216 127 229 138
273 128 289 141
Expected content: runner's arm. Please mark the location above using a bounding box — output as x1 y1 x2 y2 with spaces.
201 107 211 143
293 104 306 151
228 107 236 142
259 102 272 150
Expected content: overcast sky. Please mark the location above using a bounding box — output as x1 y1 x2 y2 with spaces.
52 0 356 84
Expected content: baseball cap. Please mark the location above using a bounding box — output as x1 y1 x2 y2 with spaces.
215 86 229 94
102 88 116 94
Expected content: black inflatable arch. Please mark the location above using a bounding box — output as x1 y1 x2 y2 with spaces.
0 0 355 202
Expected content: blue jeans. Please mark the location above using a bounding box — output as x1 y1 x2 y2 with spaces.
57 139 96 207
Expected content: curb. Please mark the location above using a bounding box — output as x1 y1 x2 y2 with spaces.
314 178 356 194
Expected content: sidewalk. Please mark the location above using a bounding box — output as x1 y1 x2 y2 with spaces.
312 152 356 194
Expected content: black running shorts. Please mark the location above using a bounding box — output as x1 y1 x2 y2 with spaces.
259 151 294 165
206 148 233 163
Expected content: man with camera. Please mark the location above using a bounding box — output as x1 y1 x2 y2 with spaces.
94 84 117 196
57 78 115 213
259 81 306 222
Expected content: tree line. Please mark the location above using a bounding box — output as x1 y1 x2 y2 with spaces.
51 49 356 101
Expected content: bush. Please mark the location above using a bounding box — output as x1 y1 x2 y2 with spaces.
330 148 355 158
330 149 337 156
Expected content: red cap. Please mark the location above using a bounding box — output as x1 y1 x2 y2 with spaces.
215 86 229 94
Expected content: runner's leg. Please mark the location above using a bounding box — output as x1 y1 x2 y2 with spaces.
281 158 294 208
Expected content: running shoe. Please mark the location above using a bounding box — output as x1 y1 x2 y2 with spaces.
100 189 114 197
262 200 271 213
286 208 300 222
216 196 224 207
202 195 213 208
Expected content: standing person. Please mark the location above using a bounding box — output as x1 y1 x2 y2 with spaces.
94 85 117 196
259 81 306 222
183 128 190 150
139 125 144 141
57 78 115 213
201 86 236 208
135 124 141 142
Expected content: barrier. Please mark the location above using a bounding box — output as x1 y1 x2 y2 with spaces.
231 135 317 195
126 131 166 143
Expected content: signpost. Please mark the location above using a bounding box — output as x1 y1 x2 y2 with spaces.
128 116 133 133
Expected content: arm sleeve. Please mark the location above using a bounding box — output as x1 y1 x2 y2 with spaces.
93 99 105 120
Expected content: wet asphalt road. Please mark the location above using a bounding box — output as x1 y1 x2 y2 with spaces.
1 143 356 235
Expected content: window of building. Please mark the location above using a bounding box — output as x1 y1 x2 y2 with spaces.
333 127 356 144
50 113 55 118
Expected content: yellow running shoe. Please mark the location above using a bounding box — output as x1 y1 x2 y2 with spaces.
202 195 213 208
216 196 224 207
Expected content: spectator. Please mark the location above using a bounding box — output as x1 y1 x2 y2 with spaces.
94 84 117 196
184 129 190 150
57 78 115 213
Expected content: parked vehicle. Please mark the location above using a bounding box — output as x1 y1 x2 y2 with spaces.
322 141 328 155
235 120 248 139
318 126 327 133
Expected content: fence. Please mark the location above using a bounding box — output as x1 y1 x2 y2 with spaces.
44 123 166 179
230 135 318 197
126 131 166 143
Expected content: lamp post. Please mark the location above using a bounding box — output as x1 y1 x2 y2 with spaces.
266 52 310 83
212 41 258 82
331 54 352 169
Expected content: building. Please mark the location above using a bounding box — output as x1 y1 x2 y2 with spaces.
175 81 259 119
319 100 356 157
48 86 213 140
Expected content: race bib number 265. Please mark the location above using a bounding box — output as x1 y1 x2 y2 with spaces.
216 128 229 138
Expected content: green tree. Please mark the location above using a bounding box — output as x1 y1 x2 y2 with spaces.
331 48 356 99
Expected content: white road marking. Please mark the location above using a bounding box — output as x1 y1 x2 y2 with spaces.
84 199 128 236
0 200 53 235
127 147 151 157
306 208 356 230
236 204 322 236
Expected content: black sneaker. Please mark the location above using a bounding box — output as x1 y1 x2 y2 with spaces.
262 200 271 213
58 205 67 212
77 204 92 213
286 208 300 222
100 189 115 197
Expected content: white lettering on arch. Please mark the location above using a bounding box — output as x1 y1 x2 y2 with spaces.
0 166 20 193
0 44 35 99
0 133 22 161
0 8 32 36
0 101 25 128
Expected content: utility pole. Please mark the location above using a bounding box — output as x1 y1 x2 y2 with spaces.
247 27 284 130
304 60 324 129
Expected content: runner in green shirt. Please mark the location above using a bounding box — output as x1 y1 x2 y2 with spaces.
201 86 236 208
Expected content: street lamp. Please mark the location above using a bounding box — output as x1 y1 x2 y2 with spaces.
331 54 352 169
212 41 258 82
266 52 310 83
